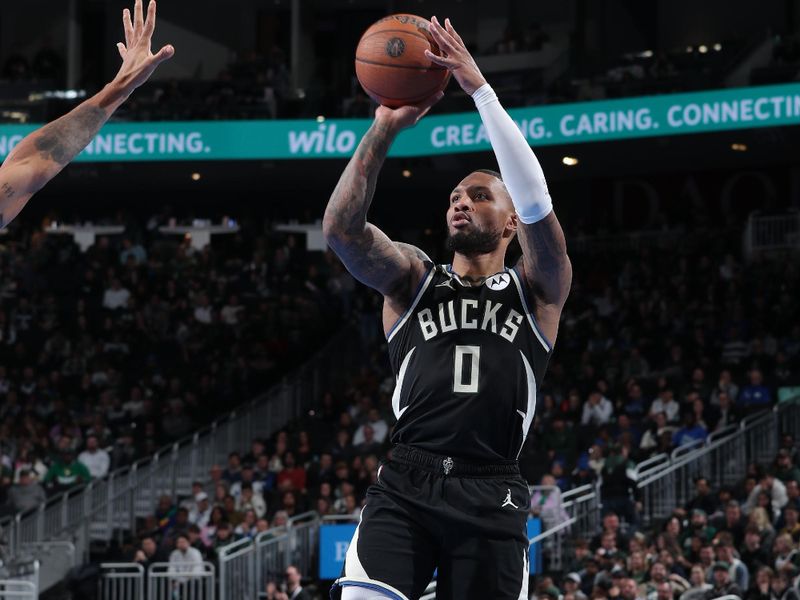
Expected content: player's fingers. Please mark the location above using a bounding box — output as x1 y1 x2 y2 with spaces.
151 44 175 65
143 0 156 39
444 18 465 46
424 49 455 68
133 0 144 35
428 17 453 52
117 43 127 60
430 17 459 53
122 8 134 47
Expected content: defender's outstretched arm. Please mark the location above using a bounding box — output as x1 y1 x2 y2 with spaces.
0 0 173 228
323 94 441 299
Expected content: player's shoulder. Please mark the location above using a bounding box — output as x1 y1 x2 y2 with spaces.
395 242 433 267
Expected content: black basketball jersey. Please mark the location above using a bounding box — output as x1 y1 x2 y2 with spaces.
387 262 552 462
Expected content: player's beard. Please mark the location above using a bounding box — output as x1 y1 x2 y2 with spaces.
446 224 501 256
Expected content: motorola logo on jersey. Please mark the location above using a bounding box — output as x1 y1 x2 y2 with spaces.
417 299 524 343
485 273 511 291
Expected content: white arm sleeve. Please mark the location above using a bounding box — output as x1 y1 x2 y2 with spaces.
472 83 553 224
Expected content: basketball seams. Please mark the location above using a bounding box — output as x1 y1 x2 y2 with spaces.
358 28 433 45
354 57 447 72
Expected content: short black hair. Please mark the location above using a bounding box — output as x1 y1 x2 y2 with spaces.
473 168 502 181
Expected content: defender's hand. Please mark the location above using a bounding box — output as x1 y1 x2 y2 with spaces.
425 16 486 96
112 0 174 96
375 91 444 132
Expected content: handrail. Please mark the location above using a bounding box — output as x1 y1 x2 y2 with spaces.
4 325 359 558
529 516 577 546
670 437 706 460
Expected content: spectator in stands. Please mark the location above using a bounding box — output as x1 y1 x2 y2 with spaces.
77 435 110 479
705 561 744 599
582 391 614 427
102 278 131 310
189 492 212 528
531 474 570 530
155 495 177 535
283 564 310 600
640 412 675 454
563 572 587 600
600 445 639 526
650 389 681 424
680 565 711 600
134 536 167 568
786 481 800 511
222 494 244 526
353 425 382 456
5 470 45 514
771 570 800 600
352 408 388 446
775 450 800 485
714 534 750 591
237 483 266 518
234 509 258 538
740 525 772 575
672 413 708 448
277 452 306 492
739 369 773 411
713 500 748 547
230 464 261 498
746 566 773 600
186 524 213 561
772 533 798 574
713 391 740 431
685 477 719 517
779 505 800 540
168 532 204 580
43 449 91 493
211 521 237 552
711 370 740 406
747 471 788 516
223 453 242 483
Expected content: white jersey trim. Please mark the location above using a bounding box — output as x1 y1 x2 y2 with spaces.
386 267 435 344
507 267 552 352
516 350 538 459
391 347 416 421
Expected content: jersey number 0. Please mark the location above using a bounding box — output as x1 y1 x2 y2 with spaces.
453 345 481 393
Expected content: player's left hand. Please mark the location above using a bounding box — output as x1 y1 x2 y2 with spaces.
425 16 487 96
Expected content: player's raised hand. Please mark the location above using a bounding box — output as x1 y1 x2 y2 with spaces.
375 90 444 131
425 16 487 96
113 0 174 97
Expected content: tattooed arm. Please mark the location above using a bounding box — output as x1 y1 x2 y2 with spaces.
323 93 442 306
517 214 572 346
0 0 173 229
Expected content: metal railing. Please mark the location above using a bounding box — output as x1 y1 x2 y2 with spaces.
1 326 359 563
98 563 145 600
148 562 215 600
743 210 800 260
0 581 37 600
98 562 215 600
637 399 800 526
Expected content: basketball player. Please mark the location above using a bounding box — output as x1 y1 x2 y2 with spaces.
0 0 173 229
324 16 571 600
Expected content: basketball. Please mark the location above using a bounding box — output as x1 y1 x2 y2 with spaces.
355 14 450 108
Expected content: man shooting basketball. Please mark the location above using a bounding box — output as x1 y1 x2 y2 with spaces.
0 0 173 229
324 15 571 600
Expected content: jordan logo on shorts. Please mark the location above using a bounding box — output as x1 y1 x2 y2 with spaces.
501 488 518 509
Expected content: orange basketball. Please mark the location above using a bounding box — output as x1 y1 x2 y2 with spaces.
355 14 450 108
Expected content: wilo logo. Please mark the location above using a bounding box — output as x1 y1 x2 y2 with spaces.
288 124 357 155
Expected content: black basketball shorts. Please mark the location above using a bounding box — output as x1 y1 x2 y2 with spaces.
331 444 531 600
